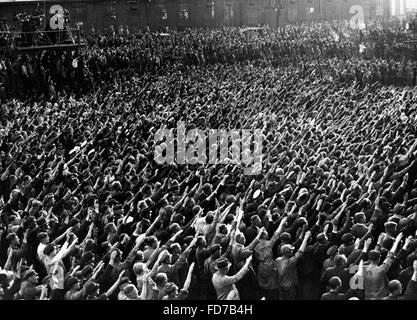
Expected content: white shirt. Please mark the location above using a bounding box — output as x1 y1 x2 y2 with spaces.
37 243 46 262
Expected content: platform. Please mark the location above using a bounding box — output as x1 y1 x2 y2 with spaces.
14 42 87 52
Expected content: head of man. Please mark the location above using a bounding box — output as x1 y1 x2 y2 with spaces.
119 233 130 245
43 244 57 259
169 223 181 235
259 228 269 241
384 221 397 236
368 250 381 265
281 244 295 258
133 262 147 277
66 277 81 291
235 233 246 246
202 183 212 196
354 212 366 224
22 270 39 285
124 284 139 300
170 243 181 256
37 232 49 245
7 233 20 249
196 236 206 248
161 251 172 265
387 280 402 297
146 236 158 249
0 272 12 291
279 232 292 244
85 282 100 297
165 282 179 298
328 276 342 292
69 217 81 232
215 258 231 275
186 198 195 209
155 273 168 288
118 277 131 293
250 215 261 227
218 224 228 236
205 214 214 225
334 254 347 268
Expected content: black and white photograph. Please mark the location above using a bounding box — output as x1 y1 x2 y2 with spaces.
1 0 417 311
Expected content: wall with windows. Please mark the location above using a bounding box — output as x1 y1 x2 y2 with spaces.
0 0 392 31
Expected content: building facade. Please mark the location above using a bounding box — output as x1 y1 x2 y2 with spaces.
0 0 395 32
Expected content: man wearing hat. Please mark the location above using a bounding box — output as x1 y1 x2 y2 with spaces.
84 270 126 300
381 221 398 249
352 212 368 239
275 230 311 300
0 269 16 300
232 231 262 269
323 245 339 271
339 233 355 257
6 231 28 272
64 276 87 300
36 216 48 230
156 238 196 287
321 276 356 300
15 269 41 300
212 256 253 300
382 280 403 300
244 215 261 245
403 260 417 300
37 227 72 265
360 232 403 300
194 238 221 300
320 254 351 294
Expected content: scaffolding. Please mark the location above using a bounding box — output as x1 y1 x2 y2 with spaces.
0 28 86 55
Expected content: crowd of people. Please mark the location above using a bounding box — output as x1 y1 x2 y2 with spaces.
1 18 417 99
1 17 417 300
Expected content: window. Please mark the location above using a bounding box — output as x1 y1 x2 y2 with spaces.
206 1 215 19
108 1 117 20
157 0 168 20
288 1 297 21
179 0 189 20
73 3 84 15
266 0 276 9
225 2 233 20
127 0 137 12
376 0 384 16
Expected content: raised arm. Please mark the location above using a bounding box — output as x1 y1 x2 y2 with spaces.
245 227 264 251
380 232 403 273
270 216 288 245
148 249 167 278
145 216 160 236
182 262 195 292
145 241 161 269
296 230 311 255
105 270 126 297
225 256 253 286
51 235 78 265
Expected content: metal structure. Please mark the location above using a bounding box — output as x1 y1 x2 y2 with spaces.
0 28 85 53
0 5 86 56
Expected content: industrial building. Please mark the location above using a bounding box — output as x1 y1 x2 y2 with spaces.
0 0 406 31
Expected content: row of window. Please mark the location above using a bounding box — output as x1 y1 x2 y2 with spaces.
75 0 386 21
